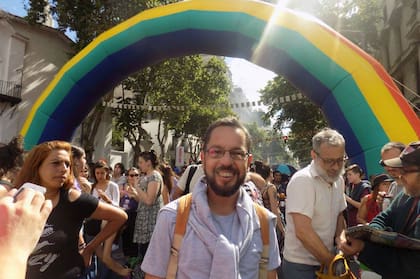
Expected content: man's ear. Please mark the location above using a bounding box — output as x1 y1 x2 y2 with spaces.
200 150 204 162
247 153 253 167
310 150 316 160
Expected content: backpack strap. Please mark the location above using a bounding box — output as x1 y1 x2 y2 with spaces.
254 203 270 279
184 165 197 194
166 194 270 279
166 193 192 279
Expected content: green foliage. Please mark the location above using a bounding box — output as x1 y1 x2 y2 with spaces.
113 55 233 161
286 0 382 55
260 76 327 165
259 0 382 166
25 0 180 51
244 122 292 165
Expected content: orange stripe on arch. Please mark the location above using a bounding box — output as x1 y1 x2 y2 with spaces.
322 28 420 138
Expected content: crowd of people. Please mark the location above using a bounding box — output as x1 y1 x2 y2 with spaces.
0 117 419 279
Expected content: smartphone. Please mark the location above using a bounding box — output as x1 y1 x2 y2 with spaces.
13 182 46 201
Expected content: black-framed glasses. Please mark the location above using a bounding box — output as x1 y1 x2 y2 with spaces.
205 147 249 161
129 173 139 177
315 151 347 167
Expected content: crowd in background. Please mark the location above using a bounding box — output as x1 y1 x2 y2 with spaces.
0 118 419 279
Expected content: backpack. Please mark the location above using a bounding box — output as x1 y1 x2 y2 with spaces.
166 194 270 279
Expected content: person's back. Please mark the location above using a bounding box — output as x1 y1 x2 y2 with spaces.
171 164 204 199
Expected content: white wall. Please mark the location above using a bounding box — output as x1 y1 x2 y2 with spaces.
0 13 72 143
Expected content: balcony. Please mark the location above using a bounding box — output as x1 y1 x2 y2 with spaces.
0 80 22 105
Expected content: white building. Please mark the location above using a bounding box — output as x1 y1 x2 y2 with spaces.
0 10 72 143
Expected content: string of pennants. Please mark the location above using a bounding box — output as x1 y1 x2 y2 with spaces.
103 93 304 111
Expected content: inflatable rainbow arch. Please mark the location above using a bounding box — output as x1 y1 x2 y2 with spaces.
20 0 420 175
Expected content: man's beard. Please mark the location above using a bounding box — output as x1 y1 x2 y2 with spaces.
205 166 246 197
314 162 344 184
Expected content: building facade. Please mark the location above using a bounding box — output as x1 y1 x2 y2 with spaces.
379 0 420 117
0 10 72 143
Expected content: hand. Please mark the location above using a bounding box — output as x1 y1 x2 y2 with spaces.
376 191 386 205
97 189 112 204
80 244 94 267
126 185 138 197
78 177 92 193
337 231 364 256
0 188 52 258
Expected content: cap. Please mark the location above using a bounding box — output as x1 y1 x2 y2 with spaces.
372 174 393 189
383 141 420 168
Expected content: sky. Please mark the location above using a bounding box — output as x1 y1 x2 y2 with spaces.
0 0 276 101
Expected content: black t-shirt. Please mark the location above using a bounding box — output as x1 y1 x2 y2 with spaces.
26 188 98 279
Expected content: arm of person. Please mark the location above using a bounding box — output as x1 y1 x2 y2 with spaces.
247 172 266 190
334 211 347 245
338 231 420 277
356 196 369 224
346 187 370 209
0 189 52 279
162 184 170 205
267 185 285 235
171 185 184 200
82 201 127 264
136 180 160 205
345 195 362 209
78 176 92 194
267 269 277 279
291 213 335 265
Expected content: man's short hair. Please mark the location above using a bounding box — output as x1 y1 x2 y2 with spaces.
312 128 345 153
202 117 251 152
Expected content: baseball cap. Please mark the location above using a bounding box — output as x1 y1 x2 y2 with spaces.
383 141 420 168
372 174 393 189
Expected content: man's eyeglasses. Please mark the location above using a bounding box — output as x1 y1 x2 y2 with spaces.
129 173 139 177
205 147 249 161
315 152 347 167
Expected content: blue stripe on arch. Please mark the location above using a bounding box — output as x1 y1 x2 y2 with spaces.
40 28 364 169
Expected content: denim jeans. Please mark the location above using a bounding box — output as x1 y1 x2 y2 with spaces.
281 259 320 279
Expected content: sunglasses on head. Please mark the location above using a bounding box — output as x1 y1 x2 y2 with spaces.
402 142 420 156
129 173 139 177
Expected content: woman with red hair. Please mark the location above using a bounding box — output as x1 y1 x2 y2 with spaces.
14 141 127 279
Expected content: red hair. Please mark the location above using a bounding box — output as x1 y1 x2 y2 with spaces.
14 141 74 190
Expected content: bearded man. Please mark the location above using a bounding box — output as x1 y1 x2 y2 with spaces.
141 117 281 279
282 128 347 279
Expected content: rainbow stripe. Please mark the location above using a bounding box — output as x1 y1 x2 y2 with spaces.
20 0 420 175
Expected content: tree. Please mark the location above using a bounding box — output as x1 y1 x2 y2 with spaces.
286 0 382 56
244 122 292 165
259 0 382 165
260 76 327 166
113 55 233 164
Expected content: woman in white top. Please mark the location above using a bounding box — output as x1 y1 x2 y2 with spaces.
90 160 131 277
